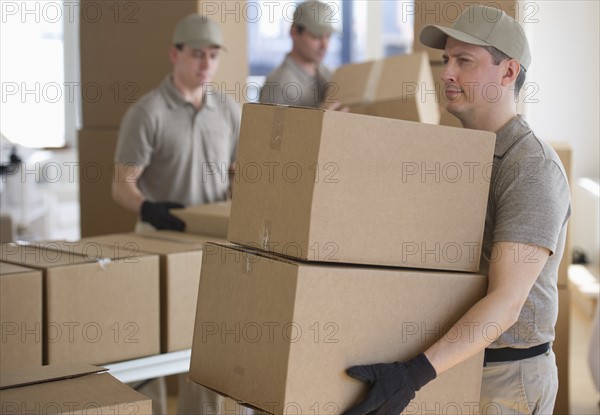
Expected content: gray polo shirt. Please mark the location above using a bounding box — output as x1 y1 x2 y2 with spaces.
115 75 241 207
259 53 333 108
480 116 571 349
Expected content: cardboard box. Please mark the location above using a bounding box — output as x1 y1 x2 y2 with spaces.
553 287 570 415
141 230 228 246
330 52 440 124
82 233 207 352
0 242 160 365
78 128 138 237
228 104 496 272
0 363 151 414
190 243 488 414
412 1 521 62
80 0 248 127
171 202 231 238
430 63 464 128
550 143 573 287
0 262 43 369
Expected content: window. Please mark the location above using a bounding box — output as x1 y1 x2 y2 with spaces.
1 0 79 148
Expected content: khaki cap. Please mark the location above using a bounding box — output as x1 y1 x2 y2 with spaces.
419 5 531 70
172 14 225 50
293 1 339 36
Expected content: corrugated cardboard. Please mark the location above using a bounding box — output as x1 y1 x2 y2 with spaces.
141 230 228 247
171 202 231 238
82 233 206 352
550 143 573 287
330 52 440 124
0 262 43 369
0 242 160 365
553 287 570 415
0 363 151 414
412 1 521 62
80 0 248 127
228 103 496 272
430 63 464 128
190 243 488 414
78 128 138 237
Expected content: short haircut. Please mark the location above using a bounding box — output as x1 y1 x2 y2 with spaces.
484 46 526 96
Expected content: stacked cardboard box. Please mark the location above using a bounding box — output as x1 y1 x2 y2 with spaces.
0 363 151 414
82 232 226 353
0 241 160 365
78 0 248 237
330 52 440 124
550 142 573 415
171 202 231 239
189 104 496 413
0 262 43 369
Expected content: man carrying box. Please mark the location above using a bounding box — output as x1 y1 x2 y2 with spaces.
259 0 340 108
343 5 571 415
111 13 241 415
112 14 240 233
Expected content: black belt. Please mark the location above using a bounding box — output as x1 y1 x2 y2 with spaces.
484 342 551 366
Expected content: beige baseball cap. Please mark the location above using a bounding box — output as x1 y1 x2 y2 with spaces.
419 4 531 70
172 14 225 50
293 1 339 36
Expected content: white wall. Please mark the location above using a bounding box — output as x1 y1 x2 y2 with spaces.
525 1 599 180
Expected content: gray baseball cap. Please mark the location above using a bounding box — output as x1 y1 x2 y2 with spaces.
419 5 531 70
293 1 339 36
172 14 225 50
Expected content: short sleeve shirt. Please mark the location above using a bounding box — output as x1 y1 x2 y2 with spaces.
115 75 241 206
481 116 571 348
259 53 333 108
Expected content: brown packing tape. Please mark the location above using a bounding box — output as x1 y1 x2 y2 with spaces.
270 106 287 150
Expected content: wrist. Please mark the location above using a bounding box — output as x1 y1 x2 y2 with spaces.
406 353 437 392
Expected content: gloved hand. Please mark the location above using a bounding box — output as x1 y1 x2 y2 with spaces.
343 353 437 415
140 201 185 231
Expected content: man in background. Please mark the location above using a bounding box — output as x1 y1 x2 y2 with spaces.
259 0 338 108
112 13 241 414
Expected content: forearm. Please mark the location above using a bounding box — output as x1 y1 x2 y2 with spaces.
112 180 145 215
424 290 519 375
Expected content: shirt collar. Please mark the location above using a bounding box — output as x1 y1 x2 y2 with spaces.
494 115 533 158
160 74 217 111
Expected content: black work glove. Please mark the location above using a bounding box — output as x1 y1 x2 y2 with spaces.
140 201 185 231
343 353 437 415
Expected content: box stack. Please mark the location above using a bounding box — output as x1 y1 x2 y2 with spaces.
0 241 160 365
413 1 524 128
0 364 151 414
82 232 227 353
189 104 496 413
78 0 248 237
550 142 573 415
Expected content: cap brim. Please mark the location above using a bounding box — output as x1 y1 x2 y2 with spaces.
186 40 228 53
419 25 492 50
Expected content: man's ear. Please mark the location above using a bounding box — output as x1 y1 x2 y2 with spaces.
169 45 180 64
501 58 521 87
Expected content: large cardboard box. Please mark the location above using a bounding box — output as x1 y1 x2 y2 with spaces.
0 242 160 365
0 363 151 414
0 262 43 369
171 201 231 238
78 128 138 237
550 143 573 287
80 0 248 127
228 104 496 272
553 287 570 415
190 243 488 414
330 52 440 124
83 233 211 352
412 1 522 62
